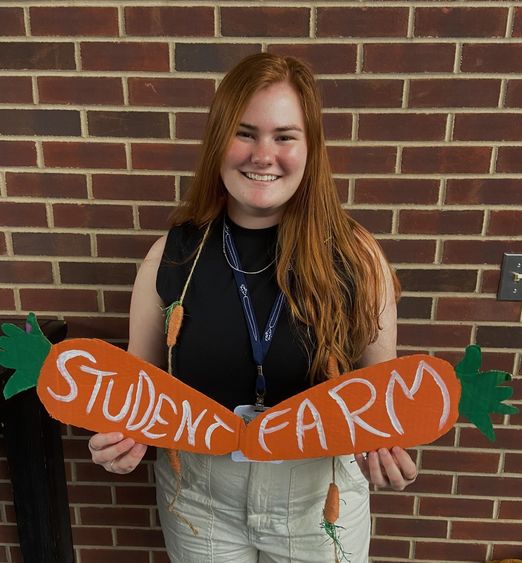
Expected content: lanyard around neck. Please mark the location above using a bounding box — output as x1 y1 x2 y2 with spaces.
223 219 285 409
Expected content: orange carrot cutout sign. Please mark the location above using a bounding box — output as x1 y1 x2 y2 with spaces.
1 314 518 459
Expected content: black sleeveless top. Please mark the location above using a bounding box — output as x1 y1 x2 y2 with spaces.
156 217 311 410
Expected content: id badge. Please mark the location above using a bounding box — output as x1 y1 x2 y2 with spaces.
231 405 282 464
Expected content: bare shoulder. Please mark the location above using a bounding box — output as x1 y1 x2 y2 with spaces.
143 235 167 264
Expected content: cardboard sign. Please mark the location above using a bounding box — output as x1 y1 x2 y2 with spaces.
2 316 517 459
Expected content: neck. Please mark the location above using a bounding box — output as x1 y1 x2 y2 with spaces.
226 204 281 229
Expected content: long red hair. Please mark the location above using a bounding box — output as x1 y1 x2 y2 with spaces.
172 53 399 383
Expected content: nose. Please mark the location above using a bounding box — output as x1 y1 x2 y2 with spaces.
251 140 274 167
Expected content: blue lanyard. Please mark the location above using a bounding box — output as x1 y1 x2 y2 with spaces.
223 219 285 409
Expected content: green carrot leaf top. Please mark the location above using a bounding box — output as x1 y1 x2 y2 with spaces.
0 313 51 400
456 345 519 441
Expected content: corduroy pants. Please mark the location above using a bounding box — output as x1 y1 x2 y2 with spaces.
155 449 370 563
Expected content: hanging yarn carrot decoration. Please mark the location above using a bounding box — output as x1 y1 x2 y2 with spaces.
321 355 350 562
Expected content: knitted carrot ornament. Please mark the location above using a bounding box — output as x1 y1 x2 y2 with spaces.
321 355 350 562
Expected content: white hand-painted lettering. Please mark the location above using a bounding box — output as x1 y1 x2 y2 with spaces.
102 379 134 422
205 415 235 449
328 378 390 446
258 408 291 453
386 361 450 434
80 364 117 413
296 398 328 452
174 400 208 446
125 370 155 431
141 393 177 439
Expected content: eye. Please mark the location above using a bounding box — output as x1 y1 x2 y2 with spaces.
236 130 254 139
276 135 295 142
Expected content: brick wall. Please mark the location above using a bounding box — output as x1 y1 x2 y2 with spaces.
0 2 521 562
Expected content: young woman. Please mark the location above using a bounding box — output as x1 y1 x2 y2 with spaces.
89 53 417 562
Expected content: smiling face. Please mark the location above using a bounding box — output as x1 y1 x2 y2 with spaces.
220 81 308 228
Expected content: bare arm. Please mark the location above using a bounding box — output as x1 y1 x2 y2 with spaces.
89 236 167 474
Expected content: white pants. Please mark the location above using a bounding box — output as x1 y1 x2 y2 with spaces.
155 449 370 563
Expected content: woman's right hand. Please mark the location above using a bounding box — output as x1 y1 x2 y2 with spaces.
88 432 148 474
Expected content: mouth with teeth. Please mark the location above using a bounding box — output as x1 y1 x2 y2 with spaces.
241 171 280 182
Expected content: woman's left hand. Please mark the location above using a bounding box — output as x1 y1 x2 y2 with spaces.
355 446 417 491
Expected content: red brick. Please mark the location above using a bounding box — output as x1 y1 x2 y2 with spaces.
460 427 521 451
354 179 439 205
349 210 392 234
481 269 500 294
39 77 124 105
364 43 455 73
454 113 522 141
370 492 414 514
72 526 113 546
0 233 6 255
402 146 491 174
505 79 522 107
420 496 494 518
152 551 169 563
137 206 172 230
176 43 261 72
452 521 522 542
421 449 500 473
116 528 165 548
82 43 169 72
0 42 75 70
175 112 208 141
125 6 213 37
322 113 352 141
0 109 80 136
75 461 149 483
318 79 403 108
369 538 410 559
462 44 522 72
53 203 133 229
415 7 508 37
491 544 522 561
132 143 199 171
80 506 149 527
0 525 18 544
505 452 522 473
97 234 157 259
103 291 132 314
92 174 174 201
0 77 32 103
0 202 47 227
30 7 118 36
380 239 436 263
267 44 356 74
437 297 521 322
409 78 501 108
489 210 522 236
20 289 98 312
397 297 432 320
0 261 53 284
398 210 483 235
12 232 90 257
415 541 488 562
375 516 447 538
114 485 156 505
59 262 135 286
80 549 150 563
327 146 396 174
43 142 126 169
497 146 522 172
128 78 214 108
499 500 522 519
317 7 408 38
66 484 112 504
6 172 87 198
446 178 522 205
0 288 15 309
511 7 522 37
397 268 477 292
476 326 522 349
443 239 522 265
63 316 129 339
0 7 25 35
88 111 170 139
0 141 37 166
358 113 446 141
398 323 471 348
221 7 309 38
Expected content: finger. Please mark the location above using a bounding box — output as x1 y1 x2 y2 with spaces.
354 453 370 481
91 437 136 466
88 432 124 452
391 447 418 481
367 450 389 488
108 443 148 474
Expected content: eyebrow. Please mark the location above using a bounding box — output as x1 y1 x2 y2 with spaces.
238 122 304 133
